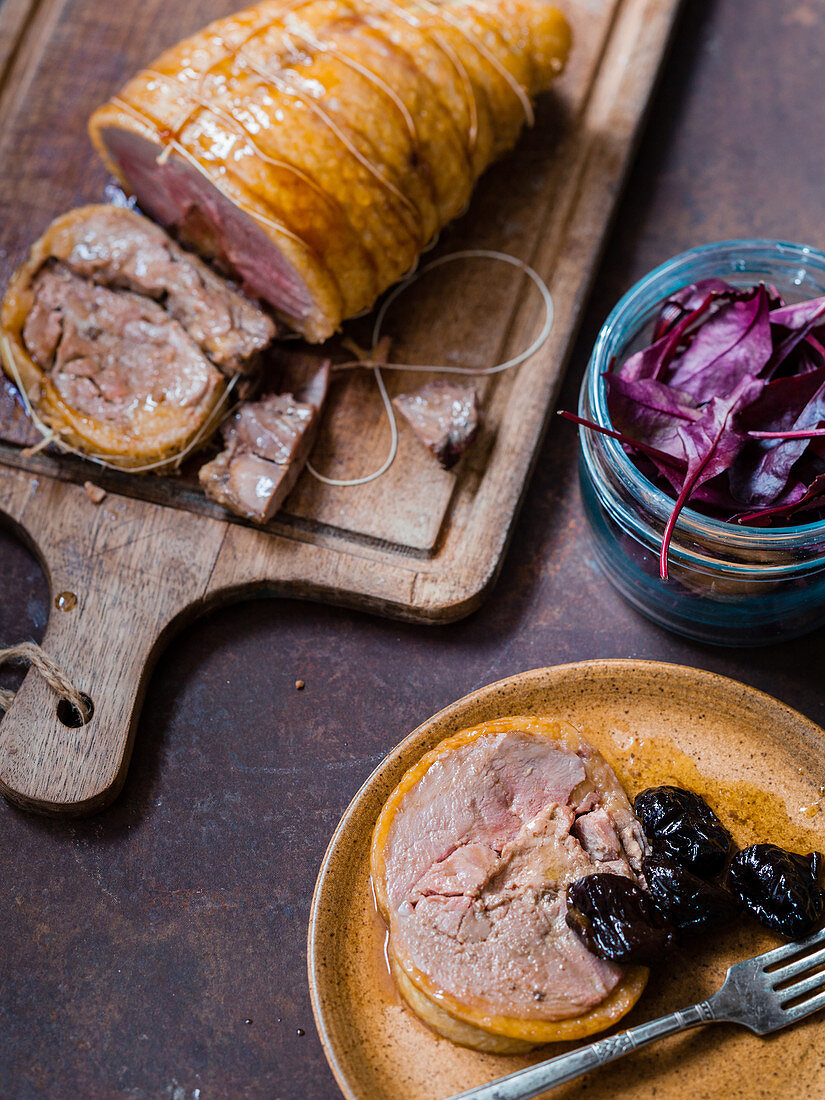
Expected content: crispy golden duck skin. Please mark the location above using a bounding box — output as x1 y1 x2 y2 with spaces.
89 0 571 342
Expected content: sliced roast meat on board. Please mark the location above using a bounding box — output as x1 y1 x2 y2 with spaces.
48 204 277 376
1 205 276 469
393 380 480 468
88 0 571 342
25 263 220 423
199 353 330 523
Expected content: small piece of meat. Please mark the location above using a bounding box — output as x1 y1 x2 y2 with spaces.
23 264 217 422
411 843 502 901
58 205 275 375
574 808 623 863
393 381 480 469
199 358 330 523
276 351 332 412
574 739 650 875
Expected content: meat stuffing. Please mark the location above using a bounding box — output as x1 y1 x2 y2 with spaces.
1 205 275 468
25 263 219 422
393 380 480 468
199 353 330 522
89 0 571 342
371 717 650 1049
45 204 276 376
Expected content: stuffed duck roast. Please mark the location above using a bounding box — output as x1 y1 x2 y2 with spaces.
371 717 649 1052
2 0 570 497
0 205 275 468
88 0 571 342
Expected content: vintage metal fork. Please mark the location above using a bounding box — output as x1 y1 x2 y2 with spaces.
447 927 825 1100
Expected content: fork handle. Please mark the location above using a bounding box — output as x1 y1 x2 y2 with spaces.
447 1000 717 1100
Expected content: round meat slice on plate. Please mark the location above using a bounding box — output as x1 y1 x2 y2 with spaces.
371 716 649 1053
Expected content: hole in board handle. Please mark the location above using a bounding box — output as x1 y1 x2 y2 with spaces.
56 693 94 728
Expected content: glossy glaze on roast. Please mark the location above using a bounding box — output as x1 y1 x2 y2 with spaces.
89 0 571 341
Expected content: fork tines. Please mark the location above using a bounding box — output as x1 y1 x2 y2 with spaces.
763 928 825 1022
761 926 825 971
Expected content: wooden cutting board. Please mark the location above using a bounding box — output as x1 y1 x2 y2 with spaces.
0 0 682 815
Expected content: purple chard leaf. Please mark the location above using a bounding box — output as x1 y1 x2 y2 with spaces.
659 375 764 579
769 295 825 329
619 295 713 384
737 367 825 432
667 285 772 400
557 411 686 470
730 374 825 506
734 474 825 526
605 374 700 461
652 278 737 340
765 296 825 377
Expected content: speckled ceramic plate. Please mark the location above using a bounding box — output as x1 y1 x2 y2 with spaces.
307 660 825 1100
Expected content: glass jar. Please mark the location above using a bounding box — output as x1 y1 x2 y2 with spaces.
578 239 825 646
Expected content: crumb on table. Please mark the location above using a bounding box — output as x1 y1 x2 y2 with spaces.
84 481 107 505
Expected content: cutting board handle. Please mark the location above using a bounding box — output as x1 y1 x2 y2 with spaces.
0 475 222 816
0 584 160 815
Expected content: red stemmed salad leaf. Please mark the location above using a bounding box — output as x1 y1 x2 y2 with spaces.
563 277 825 580
605 374 700 459
558 411 686 471
659 375 763 579
769 296 825 330
730 375 825 506
620 296 713 383
666 286 772 401
734 474 825 526
765 296 825 377
651 278 741 340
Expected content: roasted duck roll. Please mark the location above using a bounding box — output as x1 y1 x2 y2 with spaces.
89 0 571 342
371 717 649 1052
0 206 275 468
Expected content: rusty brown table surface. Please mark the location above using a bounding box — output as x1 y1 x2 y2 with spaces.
2 2 825 1097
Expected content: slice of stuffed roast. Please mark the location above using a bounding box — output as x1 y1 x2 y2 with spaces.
0 205 275 468
89 0 571 342
371 717 649 1052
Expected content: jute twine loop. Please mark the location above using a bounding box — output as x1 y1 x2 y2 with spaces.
0 642 90 721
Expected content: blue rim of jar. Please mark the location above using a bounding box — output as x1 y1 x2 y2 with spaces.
579 239 825 581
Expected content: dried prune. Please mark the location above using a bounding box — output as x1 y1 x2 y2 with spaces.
566 873 675 964
642 854 739 934
727 844 825 938
634 786 732 879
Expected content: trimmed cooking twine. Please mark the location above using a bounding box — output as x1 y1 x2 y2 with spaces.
307 249 555 487
0 642 90 721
